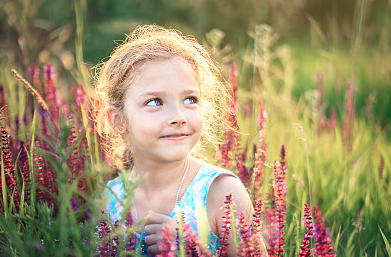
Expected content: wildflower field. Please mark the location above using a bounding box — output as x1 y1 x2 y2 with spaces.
0 0 390 256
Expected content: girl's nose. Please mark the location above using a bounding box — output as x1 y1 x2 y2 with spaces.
167 106 187 126
168 117 187 126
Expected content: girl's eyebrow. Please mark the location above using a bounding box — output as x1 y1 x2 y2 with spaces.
182 89 200 96
139 89 200 99
138 91 165 98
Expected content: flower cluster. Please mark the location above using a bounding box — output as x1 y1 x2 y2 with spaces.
313 206 336 256
0 64 95 213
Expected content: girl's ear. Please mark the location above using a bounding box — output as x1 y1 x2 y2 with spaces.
107 108 127 134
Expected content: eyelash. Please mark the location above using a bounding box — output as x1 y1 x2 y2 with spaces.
184 96 198 104
145 98 163 106
145 97 198 106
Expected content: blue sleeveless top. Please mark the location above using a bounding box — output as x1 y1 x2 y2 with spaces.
105 161 237 255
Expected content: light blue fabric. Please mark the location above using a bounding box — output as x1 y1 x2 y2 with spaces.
105 161 237 255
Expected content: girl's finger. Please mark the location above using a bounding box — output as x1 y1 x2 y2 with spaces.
144 233 163 245
147 244 160 254
144 223 164 235
144 211 166 225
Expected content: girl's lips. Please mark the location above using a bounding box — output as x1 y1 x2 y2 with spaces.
161 134 189 141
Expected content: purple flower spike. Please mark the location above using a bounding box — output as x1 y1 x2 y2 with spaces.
71 196 78 211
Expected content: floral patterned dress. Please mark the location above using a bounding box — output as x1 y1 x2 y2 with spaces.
105 161 237 255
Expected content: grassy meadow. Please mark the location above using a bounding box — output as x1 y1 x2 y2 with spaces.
0 0 390 256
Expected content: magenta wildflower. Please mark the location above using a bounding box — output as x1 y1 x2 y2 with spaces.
237 150 250 188
299 203 314 257
43 63 70 121
219 137 232 168
27 63 43 96
96 214 116 256
17 142 31 199
252 101 267 199
98 240 112 257
229 61 239 104
313 206 335 257
33 140 46 202
219 61 242 172
45 169 56 200
124 234 137 252
28 63 40 81
157 225 176 257
0 86 10 129
43 63 58 117
265 161 287 256
257 101 267 132
124 212 133 227
237 211 253 256
0 85 5 107
67 123 86 192
217 193 233 256
71 85 88 115
252 198 263 232
39 108 49 136
1 126 19 211
183 223 202 256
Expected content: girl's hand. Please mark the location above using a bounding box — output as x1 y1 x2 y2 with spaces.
143 210 178 254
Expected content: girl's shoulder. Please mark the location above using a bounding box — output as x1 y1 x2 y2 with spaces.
105 174 125 201
189 161 240 197
106 175 123 190
197 161 237 179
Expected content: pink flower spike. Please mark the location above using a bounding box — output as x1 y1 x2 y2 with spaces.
237 211 252 256
217 193 233 256
252 198 263 233
1 126 19 211
299 203 314 257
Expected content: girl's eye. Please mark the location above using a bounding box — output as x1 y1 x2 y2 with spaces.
184 97 198 105
146 98 163 106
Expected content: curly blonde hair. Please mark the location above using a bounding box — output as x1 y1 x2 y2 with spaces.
94 25 232 169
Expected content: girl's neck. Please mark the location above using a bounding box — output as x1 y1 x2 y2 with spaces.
132 157 189 191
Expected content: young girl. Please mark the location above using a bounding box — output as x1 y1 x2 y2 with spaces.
95 25 252 256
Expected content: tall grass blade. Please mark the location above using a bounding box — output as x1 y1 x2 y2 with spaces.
74 0 89 87
379 226 391 256
29 109 38 208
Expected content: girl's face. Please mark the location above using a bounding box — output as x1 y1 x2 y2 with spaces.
122 57 203 164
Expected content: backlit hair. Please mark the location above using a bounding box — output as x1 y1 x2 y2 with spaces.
94 25 232 169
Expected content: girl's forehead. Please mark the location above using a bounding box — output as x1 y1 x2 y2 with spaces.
125 57 200 96
139 57 196 74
